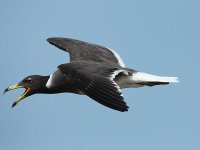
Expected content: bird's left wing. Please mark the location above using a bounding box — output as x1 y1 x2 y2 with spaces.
47 37 125 67
58 64 129 112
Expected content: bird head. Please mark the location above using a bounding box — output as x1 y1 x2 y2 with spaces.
4 75 48 108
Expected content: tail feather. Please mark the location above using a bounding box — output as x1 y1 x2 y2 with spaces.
132 72 179 84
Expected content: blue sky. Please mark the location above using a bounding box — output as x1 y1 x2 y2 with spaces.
0 0 200 150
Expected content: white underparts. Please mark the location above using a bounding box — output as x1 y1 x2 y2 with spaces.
46 75 53 88
108 48 126 67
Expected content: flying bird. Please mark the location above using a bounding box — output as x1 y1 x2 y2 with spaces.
4 38 179 112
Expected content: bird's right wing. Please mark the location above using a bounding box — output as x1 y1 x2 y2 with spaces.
58 63 129 112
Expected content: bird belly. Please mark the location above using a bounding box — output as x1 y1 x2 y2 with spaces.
115 71 179 89
115 75 144 89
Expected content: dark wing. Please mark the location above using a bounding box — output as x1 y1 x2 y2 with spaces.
47 37 125 67
58 64 129 112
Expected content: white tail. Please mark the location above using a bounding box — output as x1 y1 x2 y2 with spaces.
132 72 179 83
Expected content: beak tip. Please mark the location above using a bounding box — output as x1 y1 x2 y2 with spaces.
3 88 8 95
12 102 17 108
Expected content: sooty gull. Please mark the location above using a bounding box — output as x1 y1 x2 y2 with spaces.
4 37 179 112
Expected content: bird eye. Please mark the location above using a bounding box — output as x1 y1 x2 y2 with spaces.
24 78 32 83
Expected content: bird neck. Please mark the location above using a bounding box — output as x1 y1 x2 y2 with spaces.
39 75 66 94
37 75 53 94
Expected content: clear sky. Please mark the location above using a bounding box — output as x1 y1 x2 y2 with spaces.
0 0 199 150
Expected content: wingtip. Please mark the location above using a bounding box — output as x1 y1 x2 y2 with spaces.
124 106 129 112
47 37 56 43
46 38 51 42
47 37 68 43
118 105 129 112
122 108 129 112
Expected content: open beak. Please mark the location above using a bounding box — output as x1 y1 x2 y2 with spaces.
4 84 30 108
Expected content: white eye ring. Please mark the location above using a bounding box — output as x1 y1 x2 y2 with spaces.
25 78 32 83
